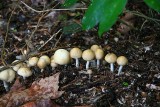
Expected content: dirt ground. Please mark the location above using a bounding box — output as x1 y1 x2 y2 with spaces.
0 0 160 107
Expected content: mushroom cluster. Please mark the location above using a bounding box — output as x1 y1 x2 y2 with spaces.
18 46 127 75
12 60 33 79
0 44 128 91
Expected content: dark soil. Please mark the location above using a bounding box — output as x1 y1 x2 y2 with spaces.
0 0 160 107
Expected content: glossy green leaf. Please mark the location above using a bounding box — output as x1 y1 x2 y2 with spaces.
82 0 127 36
98 0 127 35
144 0 160 12
62 0 78 8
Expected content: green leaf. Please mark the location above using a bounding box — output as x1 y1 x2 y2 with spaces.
62 0 78 8
82 0 127 36
123 82 129 87
144 0 160 12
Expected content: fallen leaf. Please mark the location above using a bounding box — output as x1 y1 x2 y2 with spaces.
10 77 25 92
20 99 60 107
117 13 135 34
0 72 64 107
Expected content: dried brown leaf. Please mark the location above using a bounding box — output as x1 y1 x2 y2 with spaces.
10 77 25 92
0 72 64 107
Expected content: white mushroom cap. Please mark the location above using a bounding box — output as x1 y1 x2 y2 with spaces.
28 57 39 67
87 69 93 75
50 59 58 68
95 49 104 60
39 55 50 65
37 58 47 69
54 49 70 65
12 60 24 71
82 49 95 61
105 53 117 63
7 69 15 82
117 56 128 66
0 68 15 82
70 48 82 59
90 45 100 52
17 67 32 78
0 69 9 81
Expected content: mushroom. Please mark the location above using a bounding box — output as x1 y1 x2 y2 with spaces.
12 60 24 71
82 49 95 70
39 55 50 65
87 69 93 81
90 45 100 52
17 67 32 79
117 56 128 75
54 49 70 65
37 58 47 72
70 48 82 68
95 48 104 68
28 57 39 67
37 55 50 72
105 53 117 72
0 68 15 91
50 59 58 70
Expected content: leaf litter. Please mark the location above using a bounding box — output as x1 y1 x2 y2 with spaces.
0 72 64 107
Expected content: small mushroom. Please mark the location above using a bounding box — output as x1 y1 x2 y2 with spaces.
70 48 82 68
39 55 50 65
37 58 47 72
17 67 32 79
87 69 93 81
54 49 70 65
90 45 100 52
105 53 117 72
95 48 104 68
12 60 24 71
28 57 39 67
50 59 58 70
37 55 50 72
117 56 128 75
0 68 15 91
82 49 95 70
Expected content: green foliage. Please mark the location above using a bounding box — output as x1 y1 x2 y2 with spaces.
123 82 129 87
82 0 127 36
62 0 78 8
63 0 160 36
144 0 160 12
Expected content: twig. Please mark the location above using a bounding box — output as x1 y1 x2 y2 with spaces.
38 29 62 51
29 13 47 40
54 34 63 48
20 1 87 13
1 8 16 66
124 10 160 25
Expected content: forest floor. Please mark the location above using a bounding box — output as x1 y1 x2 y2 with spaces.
0 0 160 107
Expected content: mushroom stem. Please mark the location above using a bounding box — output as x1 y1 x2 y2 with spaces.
3 81 9 91
23 76 26 80
118 65 123 75
110 63 114 72
75 58 79 68
86 61 90 70
96 59 100 68
41 69 44 72
52 67 55 70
